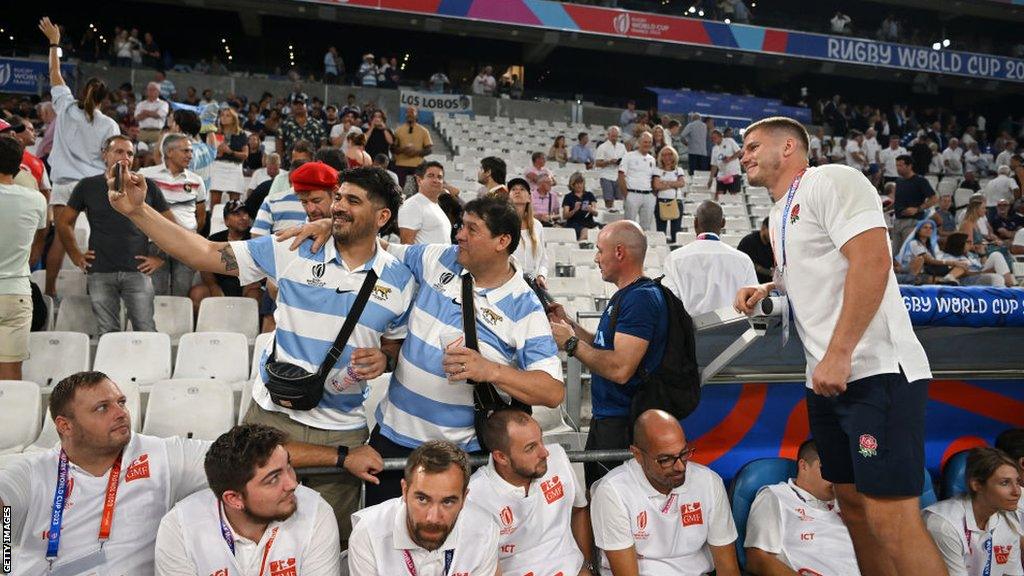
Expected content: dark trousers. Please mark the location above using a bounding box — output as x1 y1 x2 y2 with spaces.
364 426 414 506
687 154 710 174
584 416 632 488
393 165 419 188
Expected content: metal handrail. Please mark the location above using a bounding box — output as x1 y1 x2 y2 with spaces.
297 449 633 476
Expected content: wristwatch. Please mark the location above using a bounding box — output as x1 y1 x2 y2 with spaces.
565 335 580 358
335 445 349 469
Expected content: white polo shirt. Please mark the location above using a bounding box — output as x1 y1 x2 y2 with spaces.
744 480 860 575
844 140 866 171
398 193 453 245
943 147 965 176
924 495 1024 576
712 138 742 177
591 459 737 576
768 164 931 386
134 98 169 131
138 163 208 232
154 485 340 576
513 220 550 280
596 140 627 181
983 175 1020 208
879 146 908 178
348 497 500 576
232 236 416 430
0 433 210 576
863 137 881 166
466 444 587 576
662 234 758 317
655 167 687 201
619 150 656 191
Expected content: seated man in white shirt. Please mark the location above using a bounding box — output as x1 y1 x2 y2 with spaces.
0 371 352 576
348 440 500 575
155 424 340 576
663 200 757 316
398 160 453 244
591 409 740 576
469 409 594 575
744 439 861 575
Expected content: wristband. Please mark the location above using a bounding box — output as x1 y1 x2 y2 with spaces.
49 44 60 48
335 444 349 469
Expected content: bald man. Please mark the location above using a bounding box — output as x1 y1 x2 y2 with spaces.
734 116 942 576
590 409 739 575
663 200 757 316
549 221 668 487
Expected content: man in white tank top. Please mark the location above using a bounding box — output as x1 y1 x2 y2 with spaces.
154 424 340 576
348 440 500 575
590 409 740 575
745 439 861 575
468 410 594 575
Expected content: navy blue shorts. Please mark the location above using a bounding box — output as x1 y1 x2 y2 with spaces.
806 371 928 497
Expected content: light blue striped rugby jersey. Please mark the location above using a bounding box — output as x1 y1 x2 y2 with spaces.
251 188 308 236
376 243 563 451
231 235 417 430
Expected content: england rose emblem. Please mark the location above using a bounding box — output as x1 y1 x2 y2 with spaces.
858 434 878 457
789 204 801 224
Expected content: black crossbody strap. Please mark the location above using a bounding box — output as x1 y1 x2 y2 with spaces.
320 269 379 375
461 274 504 411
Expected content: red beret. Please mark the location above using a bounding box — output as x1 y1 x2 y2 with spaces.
290 161 339 193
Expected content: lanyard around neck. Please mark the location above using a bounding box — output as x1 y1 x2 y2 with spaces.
778 168 808 267
402 548 454 576
218 501 280 576
47 449 123 562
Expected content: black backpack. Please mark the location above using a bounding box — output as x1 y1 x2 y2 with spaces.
609 276 701 422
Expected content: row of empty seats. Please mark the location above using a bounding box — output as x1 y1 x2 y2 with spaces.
38 294 259 342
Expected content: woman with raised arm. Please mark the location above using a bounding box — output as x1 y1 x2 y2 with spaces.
39 17 120 297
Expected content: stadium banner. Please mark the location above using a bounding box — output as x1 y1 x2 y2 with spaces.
649 87 812 125
319 0 1024 84
399 89 472 113
901 285 1024 328
0 57 76 94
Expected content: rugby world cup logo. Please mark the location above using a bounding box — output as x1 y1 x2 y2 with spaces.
613 13 630 35
0 64 11 87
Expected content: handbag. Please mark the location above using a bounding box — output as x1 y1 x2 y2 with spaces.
263 270 378 411
658 198 680 220
462 274 531 451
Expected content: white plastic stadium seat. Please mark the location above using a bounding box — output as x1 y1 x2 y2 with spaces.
24 331 91 388
174 332 249 385
251 331 274 379
93 332 172 387
0 381 42 454
196 297 260 343
153 296 194 343
28 381 142 452
54 295 100 337
143 379 234 440
543 228 580 245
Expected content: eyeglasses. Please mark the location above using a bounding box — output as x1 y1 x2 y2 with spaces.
641 446 696 469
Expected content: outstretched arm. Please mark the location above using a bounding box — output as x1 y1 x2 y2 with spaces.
107 164 240 276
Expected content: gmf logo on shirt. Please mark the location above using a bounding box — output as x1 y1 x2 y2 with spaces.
499 505 516 536
269 557 297 576
634 510 649 540
994 545 1013 564
209 570 229 576
681 502 703 527
126 454 151 483
541 475 564 504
